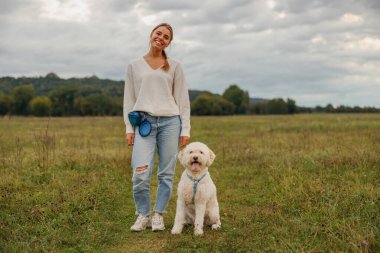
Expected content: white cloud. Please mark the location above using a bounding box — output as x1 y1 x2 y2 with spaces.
267 0 276 9
357 37 380 51
340 13 363 24
311 34 326 45
39 0 91 22
344 35 380 51
275 12 287 19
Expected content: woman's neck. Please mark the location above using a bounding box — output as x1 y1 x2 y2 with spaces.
146 48 163 58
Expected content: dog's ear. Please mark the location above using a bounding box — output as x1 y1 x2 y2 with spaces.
206 148 216 167
177 148 186 167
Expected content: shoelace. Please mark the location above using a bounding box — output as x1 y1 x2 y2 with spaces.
135 215 146 225
152 215 162 225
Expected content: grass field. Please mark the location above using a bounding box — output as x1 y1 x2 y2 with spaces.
0 114 379 252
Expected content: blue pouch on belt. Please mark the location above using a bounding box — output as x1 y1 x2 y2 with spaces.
128 111 142 127
128 111 152 137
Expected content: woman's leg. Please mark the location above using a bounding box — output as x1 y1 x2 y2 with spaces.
154 116 181 214
131 124 157 217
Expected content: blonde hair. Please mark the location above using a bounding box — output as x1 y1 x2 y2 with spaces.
150 23 173 72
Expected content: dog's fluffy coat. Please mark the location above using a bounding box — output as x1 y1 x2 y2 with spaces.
171 142 221 236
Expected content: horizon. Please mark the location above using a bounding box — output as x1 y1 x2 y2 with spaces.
1 72 378 109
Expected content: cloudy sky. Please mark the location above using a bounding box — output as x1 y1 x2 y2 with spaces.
1 0 379 107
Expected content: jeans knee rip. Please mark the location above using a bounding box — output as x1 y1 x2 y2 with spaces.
135 165 148 174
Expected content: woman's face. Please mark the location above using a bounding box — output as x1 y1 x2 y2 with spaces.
150 26 172 51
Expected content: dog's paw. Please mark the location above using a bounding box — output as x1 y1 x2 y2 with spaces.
211 223 221 230
171 227 182 235
194 228 204 236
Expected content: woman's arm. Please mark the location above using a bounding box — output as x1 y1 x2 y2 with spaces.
123 64 136 145
173 63 191 140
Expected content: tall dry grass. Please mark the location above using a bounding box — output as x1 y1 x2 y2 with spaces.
0 114 379 252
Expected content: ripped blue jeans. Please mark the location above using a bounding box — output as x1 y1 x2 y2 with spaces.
131 114 181 216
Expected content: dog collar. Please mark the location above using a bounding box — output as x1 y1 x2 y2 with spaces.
186 172 208 204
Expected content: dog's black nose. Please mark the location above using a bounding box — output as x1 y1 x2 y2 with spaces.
193 156 198 161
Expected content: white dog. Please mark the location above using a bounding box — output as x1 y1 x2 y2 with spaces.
171 142 221 236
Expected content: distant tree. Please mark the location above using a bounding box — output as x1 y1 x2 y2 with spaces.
0 93 11 115
267 98 288 114
353 106 361 113
108 97 123 115
191 92 235 115
29 96 52 116
301 107 313 113
191 93 212 115
73 96 86 115
11 85 35 115
75 86 102 98
222 84 249 114
49 86 78 116
325 104 334 113
249 102 268 114
45 72 60 79
81 94 122 116
287 98 297 114
336 105 349 113
314 105 324 113
211 95 235 115
88 75 99 80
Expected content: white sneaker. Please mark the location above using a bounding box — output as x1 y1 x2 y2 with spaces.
130 215 151 232
152 213 165 231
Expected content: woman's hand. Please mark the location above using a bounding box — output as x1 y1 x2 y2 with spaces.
180 136 189 148
126 133 135 146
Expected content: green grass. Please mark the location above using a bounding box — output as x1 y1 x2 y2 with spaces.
0 114 379 252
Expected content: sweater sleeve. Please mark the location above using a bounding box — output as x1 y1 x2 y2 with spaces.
123 64 136 134
173 63 191 137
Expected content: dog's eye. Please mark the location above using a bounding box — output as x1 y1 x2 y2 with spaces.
200 151 203 154
189 151 193 154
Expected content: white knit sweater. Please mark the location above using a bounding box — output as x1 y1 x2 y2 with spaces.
123 57 191 136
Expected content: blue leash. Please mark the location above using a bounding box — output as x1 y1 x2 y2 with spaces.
186 172 208 204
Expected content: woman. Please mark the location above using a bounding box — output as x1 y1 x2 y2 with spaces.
123 23 190 232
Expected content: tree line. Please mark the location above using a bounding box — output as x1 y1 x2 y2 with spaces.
0 84 122 116
186 85 380 115
0 73 379 116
